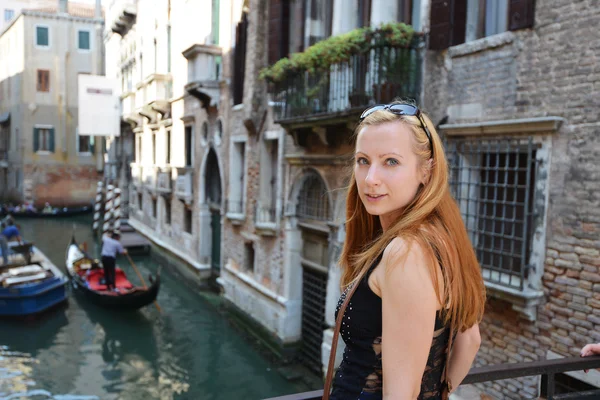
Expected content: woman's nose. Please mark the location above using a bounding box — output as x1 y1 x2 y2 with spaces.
365 165 381 186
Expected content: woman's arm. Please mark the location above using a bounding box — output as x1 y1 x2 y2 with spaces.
447 323 481 391
379 238 440 400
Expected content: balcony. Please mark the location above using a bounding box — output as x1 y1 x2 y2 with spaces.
264 355 600 400
255 203 277 235
268 41 423 129
121 91 142 127
182 44 222 109
143 166 157 193
108 0 136 36
136 74 172 122
130 163 143 189
156 167 172 195
175 167 193 204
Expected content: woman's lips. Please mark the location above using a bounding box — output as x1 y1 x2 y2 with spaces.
365 194 387 202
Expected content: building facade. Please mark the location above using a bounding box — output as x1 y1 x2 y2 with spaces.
104 0 244 284
424 0 600 398
0 0 104 206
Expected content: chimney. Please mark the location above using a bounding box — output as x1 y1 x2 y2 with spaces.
95 0 102 18
58 0 68 14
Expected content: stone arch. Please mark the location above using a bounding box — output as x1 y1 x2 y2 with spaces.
287 168 334 222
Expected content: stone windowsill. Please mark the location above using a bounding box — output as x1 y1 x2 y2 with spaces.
226 212 245 225
255 221 278 236
448 31 515 58
440 116 565 136
485 280 545 321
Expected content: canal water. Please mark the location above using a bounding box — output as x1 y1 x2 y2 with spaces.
0 216 312 400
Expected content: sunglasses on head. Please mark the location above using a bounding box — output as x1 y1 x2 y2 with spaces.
359 104 434 158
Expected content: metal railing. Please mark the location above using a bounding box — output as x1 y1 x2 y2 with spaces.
263 356 600 400
269 42 422 122
255 203 276 225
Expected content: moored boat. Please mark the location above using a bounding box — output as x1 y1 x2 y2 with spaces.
0 206 92 219
65 236 160 310
0 247 69 317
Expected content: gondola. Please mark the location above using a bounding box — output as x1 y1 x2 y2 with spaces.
1 206 93 219
65 236 160 310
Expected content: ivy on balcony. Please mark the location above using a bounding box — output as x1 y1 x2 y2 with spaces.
259 22 416 83
259 23 423 123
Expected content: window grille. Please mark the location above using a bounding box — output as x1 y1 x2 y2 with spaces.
296 174 331 221
446 136 538 290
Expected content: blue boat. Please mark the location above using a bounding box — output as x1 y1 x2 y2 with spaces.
0 246 68 317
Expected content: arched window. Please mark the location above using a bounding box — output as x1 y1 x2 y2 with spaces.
201 121 209 146
296 173 331 221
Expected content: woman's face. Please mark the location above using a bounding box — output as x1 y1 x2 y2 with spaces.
354 121 426 229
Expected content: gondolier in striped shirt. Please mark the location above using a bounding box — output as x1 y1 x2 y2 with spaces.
101 230 127 291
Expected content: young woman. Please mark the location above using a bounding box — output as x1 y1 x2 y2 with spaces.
329 103 486 400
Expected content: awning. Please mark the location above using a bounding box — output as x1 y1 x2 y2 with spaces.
0 112 10 125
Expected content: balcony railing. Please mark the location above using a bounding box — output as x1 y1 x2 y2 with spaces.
130 163 143 188
156 167 172 194
255 203 276 225
143 166 157 192
182 44 222 108
269 43 422 124
175 167 193 202
263 355 600 400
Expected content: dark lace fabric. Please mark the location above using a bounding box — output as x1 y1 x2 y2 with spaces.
331 253 450 400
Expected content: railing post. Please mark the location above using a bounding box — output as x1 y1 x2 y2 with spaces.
545 373 555 400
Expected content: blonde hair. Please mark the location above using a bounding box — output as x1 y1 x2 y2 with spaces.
340 104 486 332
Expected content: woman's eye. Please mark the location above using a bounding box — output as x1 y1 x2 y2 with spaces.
356 157 368 165
386 158 399 166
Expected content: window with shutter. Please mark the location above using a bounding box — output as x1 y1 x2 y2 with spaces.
429 0 453 50
36 26 49 47
233 13 248 105
34 127 54 152
78 30 90 50
37 70 49 92
268 0 290 65
508 0 535 30
33 128 39 152
430 0 530 49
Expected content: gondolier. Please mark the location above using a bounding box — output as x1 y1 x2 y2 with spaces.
66 235 160 309
101 230 127 290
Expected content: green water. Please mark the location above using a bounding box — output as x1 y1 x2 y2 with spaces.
0 216 310 399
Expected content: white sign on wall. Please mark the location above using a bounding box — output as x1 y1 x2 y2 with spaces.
78 74 120 136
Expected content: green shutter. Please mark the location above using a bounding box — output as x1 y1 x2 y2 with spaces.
212 0 220 45
36 26 49 46
33 128 39 152
78 31 90 50
49 128 55 152
89 136 95 154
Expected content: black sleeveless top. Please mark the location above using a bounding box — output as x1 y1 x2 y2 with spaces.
331 253 450 400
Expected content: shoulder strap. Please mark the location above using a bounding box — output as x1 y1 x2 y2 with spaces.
322 266 368 400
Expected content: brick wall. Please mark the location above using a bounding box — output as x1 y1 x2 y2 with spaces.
24 163 101 207
424 0 600 397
